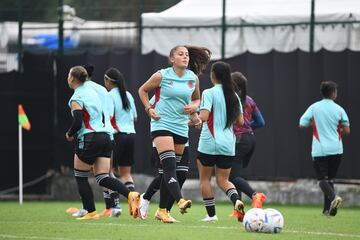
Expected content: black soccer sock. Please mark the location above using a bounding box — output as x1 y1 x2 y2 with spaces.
319 180 335 202
231 177 255 199
103 190 112 209
95 173 130 199
109 190 120 207
143 174 162 201
159 151 182 203
74 169 95 212
125 181 135 191
323 180 335 212
166 169 187 212
203 197 216 217
226 188 240 207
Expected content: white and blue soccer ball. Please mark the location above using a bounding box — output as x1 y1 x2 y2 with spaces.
243 208 266 232
262 208 284 233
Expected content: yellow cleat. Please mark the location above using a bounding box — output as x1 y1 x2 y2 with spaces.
154 208 176 223
178 198 192 214
128 191 140 218
76 211 100 220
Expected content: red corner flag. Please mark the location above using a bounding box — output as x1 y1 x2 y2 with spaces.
18 104 31 131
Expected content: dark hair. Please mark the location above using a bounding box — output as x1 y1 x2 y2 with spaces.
320 81 338 98
211 61 240 129
82 64 94 78
169 45 211 75
231 72 247 106
105 67 130 110
70 66 88 83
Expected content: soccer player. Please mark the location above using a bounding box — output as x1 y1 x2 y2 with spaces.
196 61 245 222
229 72 266 218
138 45 210 223
299 81 350 216
66 66 140 220
79 64 122 218
104 67 138 216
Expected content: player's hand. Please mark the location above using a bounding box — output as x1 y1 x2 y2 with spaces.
183 104 198 114
148 108 160 121
190 113 202 129
65 132 74 142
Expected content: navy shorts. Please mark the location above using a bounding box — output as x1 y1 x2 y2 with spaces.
75 133 113 165
313 154 342 180
151 130 188 145
197 151 234 169
112 132 135 167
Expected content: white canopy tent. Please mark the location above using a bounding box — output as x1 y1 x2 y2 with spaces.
142 0 360 59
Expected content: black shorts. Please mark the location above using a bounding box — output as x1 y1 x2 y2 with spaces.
75 132 113 165
112 132 135 167
313 154 342 180
197 151 234 169
151 130 188 145
152 147 190 173
234 133 256 168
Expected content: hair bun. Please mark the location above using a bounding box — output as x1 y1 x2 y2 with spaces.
82 64 95 77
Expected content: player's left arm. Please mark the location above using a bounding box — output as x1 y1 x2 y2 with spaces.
340 108 350 135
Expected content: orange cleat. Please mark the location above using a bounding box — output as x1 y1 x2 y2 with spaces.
252 192 266 208
99 208 112 217
234 200 245 222
128 192 140 218
66 207 79 214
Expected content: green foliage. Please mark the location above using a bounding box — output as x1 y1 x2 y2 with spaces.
0 0 180 22
0 201 359 240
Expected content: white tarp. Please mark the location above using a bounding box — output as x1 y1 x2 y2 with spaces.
142 0 360 59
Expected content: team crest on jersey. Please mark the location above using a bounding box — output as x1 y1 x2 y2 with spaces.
168 80 174 86
188 80 194 88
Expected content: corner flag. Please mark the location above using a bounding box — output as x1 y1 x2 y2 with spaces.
18 104 31 131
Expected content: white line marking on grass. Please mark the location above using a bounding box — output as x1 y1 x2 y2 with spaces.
0 234 103 240
1 221 360 239
284 230 360 239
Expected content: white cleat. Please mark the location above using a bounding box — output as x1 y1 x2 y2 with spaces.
72 209 88 218
138 193 150 220
201 215 219 222
110 206 122 218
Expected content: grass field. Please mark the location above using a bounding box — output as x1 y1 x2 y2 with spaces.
0 201 359 240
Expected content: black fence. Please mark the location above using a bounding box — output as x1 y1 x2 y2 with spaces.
1 49 359 193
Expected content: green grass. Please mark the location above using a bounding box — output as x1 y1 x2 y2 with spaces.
0 201 359 240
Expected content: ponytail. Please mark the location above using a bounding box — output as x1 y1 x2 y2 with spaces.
211 61 240 129
169 45 211 76
105 68 130 111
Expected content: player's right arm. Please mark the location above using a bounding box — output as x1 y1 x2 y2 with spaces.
138 72 162 121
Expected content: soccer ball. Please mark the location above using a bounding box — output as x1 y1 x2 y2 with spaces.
262 208 284 233
243 208 266 232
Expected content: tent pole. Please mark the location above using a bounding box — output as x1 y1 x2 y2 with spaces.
138 0 143 53
309 0 315 53
58 0 64 56
221 0 226 60
17 0 23 72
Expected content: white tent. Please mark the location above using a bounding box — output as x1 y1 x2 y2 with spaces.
142 0 360 59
